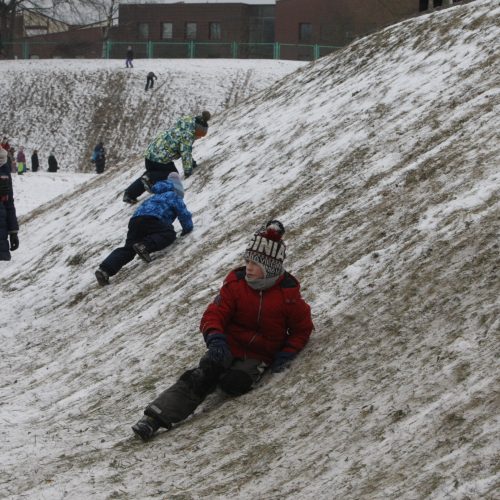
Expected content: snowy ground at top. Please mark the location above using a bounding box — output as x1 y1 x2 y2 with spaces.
1 1 499 499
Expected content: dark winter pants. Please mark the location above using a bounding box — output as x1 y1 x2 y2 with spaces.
144 357 266 428
145 77 155 91
99 216 176 276
0 204 11 261
124 159 178 200
95 159 105 174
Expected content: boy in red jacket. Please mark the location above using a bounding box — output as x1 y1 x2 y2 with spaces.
132 220 314 441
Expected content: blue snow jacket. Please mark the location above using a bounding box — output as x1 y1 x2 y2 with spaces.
132 179 193 233
0 162 19 261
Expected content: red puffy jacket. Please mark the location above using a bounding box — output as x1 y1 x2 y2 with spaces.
200 267 314 364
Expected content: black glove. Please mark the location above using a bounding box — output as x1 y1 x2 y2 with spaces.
9 232 19 251
192 160 198 170
200 333 233 372
180 227 192 236
271 351 296 373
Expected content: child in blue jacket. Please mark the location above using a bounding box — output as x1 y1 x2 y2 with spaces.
95 173 193 285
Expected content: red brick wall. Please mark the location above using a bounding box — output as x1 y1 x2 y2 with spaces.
17 27 104 59
275 0 420 46
114 3 255 42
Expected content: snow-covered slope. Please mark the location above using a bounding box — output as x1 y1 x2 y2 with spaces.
1 59 304 172
1 1 499 498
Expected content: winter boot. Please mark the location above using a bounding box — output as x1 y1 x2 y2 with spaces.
95 268 110 286
132 415 160 442
123 192 138 204
133 242 152 263
140 173 153 193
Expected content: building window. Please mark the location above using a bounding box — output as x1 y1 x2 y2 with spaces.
209 22 221 40
185 22 197 40
299 23 312 42
138 22 149 39
161 22 173 40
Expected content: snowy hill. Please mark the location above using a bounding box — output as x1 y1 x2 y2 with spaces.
0 59 304 173
1 0 499 498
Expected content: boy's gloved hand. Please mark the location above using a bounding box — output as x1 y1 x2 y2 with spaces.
202 332 233 371
271 351 296 373
9 232 19 251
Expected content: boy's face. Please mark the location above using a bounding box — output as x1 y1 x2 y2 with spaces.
245 259 265 280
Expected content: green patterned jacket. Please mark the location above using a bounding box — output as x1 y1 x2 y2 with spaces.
145 115 196 174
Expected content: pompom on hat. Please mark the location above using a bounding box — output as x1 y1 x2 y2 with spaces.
244 220 286 279
194 110 211 138
167 172 184 198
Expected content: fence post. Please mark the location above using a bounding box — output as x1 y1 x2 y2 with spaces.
273 42 280 60
23 40 29 59
231 41 238 58
189 40 195 58
103 40 110 59
148 40 153 58
314 44 320 60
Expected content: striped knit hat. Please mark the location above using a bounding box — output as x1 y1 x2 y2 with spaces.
244 220 286 278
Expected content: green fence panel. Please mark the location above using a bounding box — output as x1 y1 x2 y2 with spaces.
1 39 339 61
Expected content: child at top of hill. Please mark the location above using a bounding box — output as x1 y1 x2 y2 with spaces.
122 111 211 204
131 220 314 441
0 147 19 260
95 172 193 286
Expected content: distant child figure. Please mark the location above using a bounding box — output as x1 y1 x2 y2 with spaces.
0 147 20 260
131 220 314 441
95 173 193 286
8 147 16 173
145 71 157 91
31 149 39 172
92 142 106 174
48 153 59 172
16 147 26 174
126 46 134 68
122 111 211 204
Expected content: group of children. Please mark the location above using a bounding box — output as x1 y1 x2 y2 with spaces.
91 111 314 442
1 137 58 174
1 111 315 444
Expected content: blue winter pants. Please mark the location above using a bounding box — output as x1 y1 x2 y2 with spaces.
100 216 176 276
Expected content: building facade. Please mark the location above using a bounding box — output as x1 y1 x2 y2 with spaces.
4 0 471 61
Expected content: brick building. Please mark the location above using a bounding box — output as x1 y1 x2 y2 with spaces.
4 0 470 60
107 2 275 59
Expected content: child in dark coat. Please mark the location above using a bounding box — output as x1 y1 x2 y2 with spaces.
131 220 314 441
95 173 193 285
48 153 59 172
31 150 39 172
0 147 20 260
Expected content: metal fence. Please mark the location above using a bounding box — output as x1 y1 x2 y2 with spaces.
0 40 340 61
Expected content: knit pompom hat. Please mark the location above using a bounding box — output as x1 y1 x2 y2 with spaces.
244 220 286 279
